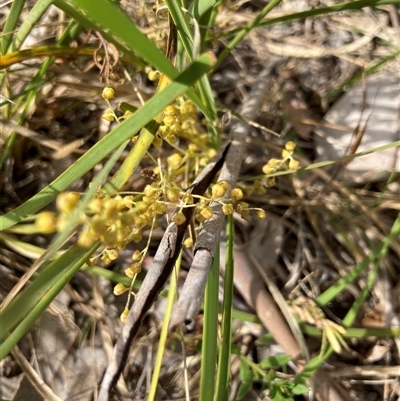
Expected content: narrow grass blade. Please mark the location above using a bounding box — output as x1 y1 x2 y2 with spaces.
148 252 182 401
166 0 195 59
215 216 234 401
9 0 53 52
1 0 25 54
199 246 220 401
224 0 398 37
297 213 400 383
0 20 84 168
54 0 211 119
0 244 97 359
316 213 400 307
215 0 282 70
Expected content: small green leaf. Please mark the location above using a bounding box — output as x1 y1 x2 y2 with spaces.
237 380 253 400
292 383 309 395
259 354 291 368
237 359 254 399
239 359 253 383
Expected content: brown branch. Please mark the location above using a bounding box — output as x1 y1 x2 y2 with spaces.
169 62 279 330
97 143 231 401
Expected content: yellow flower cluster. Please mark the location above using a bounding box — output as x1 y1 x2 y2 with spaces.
262 141 300 181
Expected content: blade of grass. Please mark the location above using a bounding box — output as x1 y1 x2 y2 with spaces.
316 212 400 307
9 0 53 52
296 213 400 383
148 252 182 401
0 243 97 359
214 0 283 71
166 0 219 143
223 0 399 38
0 51 216 230
301 324 400 339
53 0 212 120
191 0 218 20
215 215 234 401
0 45 140 71
0 0 25 54
0 0 54 166
0 19 85 168
0 136 125 311
166 0 195 60
199 246 220 401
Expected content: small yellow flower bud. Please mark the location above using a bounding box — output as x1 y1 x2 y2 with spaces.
222 204 234 215
102 109 115 121
56 212 69 232
148 70 159 81
129 262 142 274
101 254 111 264
289 159 299 171
207 149 217 159
236 202 249 214
183 237 193 248
181 100 195 114
108 249 119 260
131 229 142 243
262 165 274 175
241 209 250 220
182 193 193 204
56 191 80 213
266 177 276 187
211 183 227 199
244 186 254 196
120 307 129 323
78 228 96 248
285 141 296 152
120 210 135 226
103 230 118 247
167 153 183 169
103 199 119 220
200 206 213 220
163 115 175 126
166 188 180 202
199 157 209 166
113 283 128 296
164 105 177 116
90 215 107 236
152 135 163 148
256 186 267 195
169 122 181 134
218 181 230 190
122 110 133 120
132 250 142 261
282 149 291 159
166 133 177 143
125 267 135 278
102 87 115 100
181 121 191 132
35 211 57 233
88 197 103 214
188 144 198 153
153 202 167 214
257 210 267 220
231 188 243 201
267 158 281 168
158 125 169 137
173 211 186 225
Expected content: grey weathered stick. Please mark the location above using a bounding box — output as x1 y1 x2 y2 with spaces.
169 63 278 330
97 143 230 401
